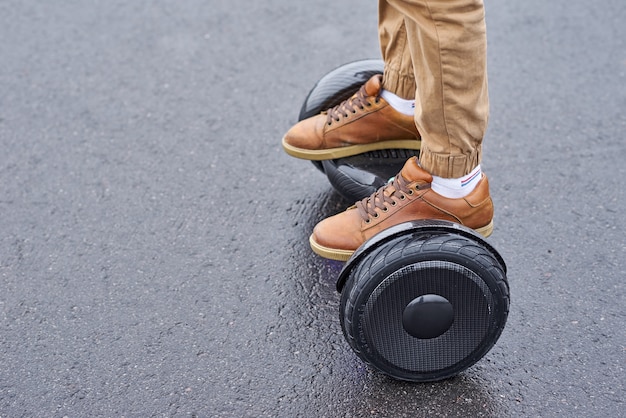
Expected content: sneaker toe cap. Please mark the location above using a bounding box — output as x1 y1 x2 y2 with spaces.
311 211 363 253
283 116 325 151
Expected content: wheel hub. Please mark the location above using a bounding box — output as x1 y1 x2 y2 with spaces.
402 294 454 339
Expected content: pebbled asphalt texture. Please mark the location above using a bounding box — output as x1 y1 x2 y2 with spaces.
0 0 624 416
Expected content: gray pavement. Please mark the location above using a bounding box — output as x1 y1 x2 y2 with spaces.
0 0 624 416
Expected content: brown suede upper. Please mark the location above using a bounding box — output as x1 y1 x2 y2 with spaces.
311 157 493 254
283 75 420 154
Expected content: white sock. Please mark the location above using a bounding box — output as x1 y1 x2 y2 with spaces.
380 89 415 116
431 165 482 199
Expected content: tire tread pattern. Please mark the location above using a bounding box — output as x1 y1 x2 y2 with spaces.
339 231 509 381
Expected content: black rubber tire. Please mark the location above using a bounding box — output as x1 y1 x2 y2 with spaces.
340 230 509 382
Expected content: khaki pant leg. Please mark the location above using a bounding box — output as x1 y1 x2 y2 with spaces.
378 0 417 99
381 0 489 178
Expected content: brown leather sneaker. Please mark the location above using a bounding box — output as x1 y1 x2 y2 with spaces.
282 75 421 160
309 156 494 261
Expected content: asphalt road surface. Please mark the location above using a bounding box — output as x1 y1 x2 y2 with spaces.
1 0 624 416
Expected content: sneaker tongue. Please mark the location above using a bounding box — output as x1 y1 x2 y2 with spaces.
364 75 383 96
400 157 433 183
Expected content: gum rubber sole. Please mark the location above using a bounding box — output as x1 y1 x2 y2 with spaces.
309 235 355 261
474 220 493 238
309 219 494 261
282 136 421 161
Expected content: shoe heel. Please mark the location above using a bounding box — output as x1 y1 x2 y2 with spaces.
475 220 494 238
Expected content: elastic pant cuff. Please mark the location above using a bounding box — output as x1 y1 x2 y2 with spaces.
382 65 416 100
419 144 482 178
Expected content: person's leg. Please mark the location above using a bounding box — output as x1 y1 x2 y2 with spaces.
378 0 416 100
309 0 494 261
281 0 422 161
389 0 489 179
